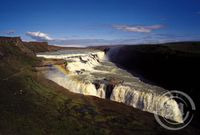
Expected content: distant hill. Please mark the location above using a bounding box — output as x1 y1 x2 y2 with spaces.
164 41 200 53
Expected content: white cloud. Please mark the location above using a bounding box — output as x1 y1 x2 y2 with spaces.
26 31 53 41
113 24 164 33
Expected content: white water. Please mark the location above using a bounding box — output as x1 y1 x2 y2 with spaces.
37 49 183 123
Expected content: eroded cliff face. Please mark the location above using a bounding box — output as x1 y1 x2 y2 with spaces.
37 49 183 123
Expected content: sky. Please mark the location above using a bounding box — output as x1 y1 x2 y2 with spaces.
0 0 200 46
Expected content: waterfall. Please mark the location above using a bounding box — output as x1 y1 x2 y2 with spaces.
37 49 183 123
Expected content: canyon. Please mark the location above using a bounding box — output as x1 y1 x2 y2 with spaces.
1 37 199 135
37 49 183 123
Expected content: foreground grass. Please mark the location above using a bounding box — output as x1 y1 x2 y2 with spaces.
0 51 107 134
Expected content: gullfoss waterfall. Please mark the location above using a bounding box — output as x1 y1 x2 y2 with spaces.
37 49 183 123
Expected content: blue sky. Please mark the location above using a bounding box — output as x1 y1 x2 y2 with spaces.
1 0 200 46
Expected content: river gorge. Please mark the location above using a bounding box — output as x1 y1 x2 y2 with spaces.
37 48 183 123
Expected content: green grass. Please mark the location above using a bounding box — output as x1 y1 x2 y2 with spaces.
0 68 108 135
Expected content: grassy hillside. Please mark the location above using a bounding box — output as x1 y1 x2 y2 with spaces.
0 37 107 135
0 37 199 135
